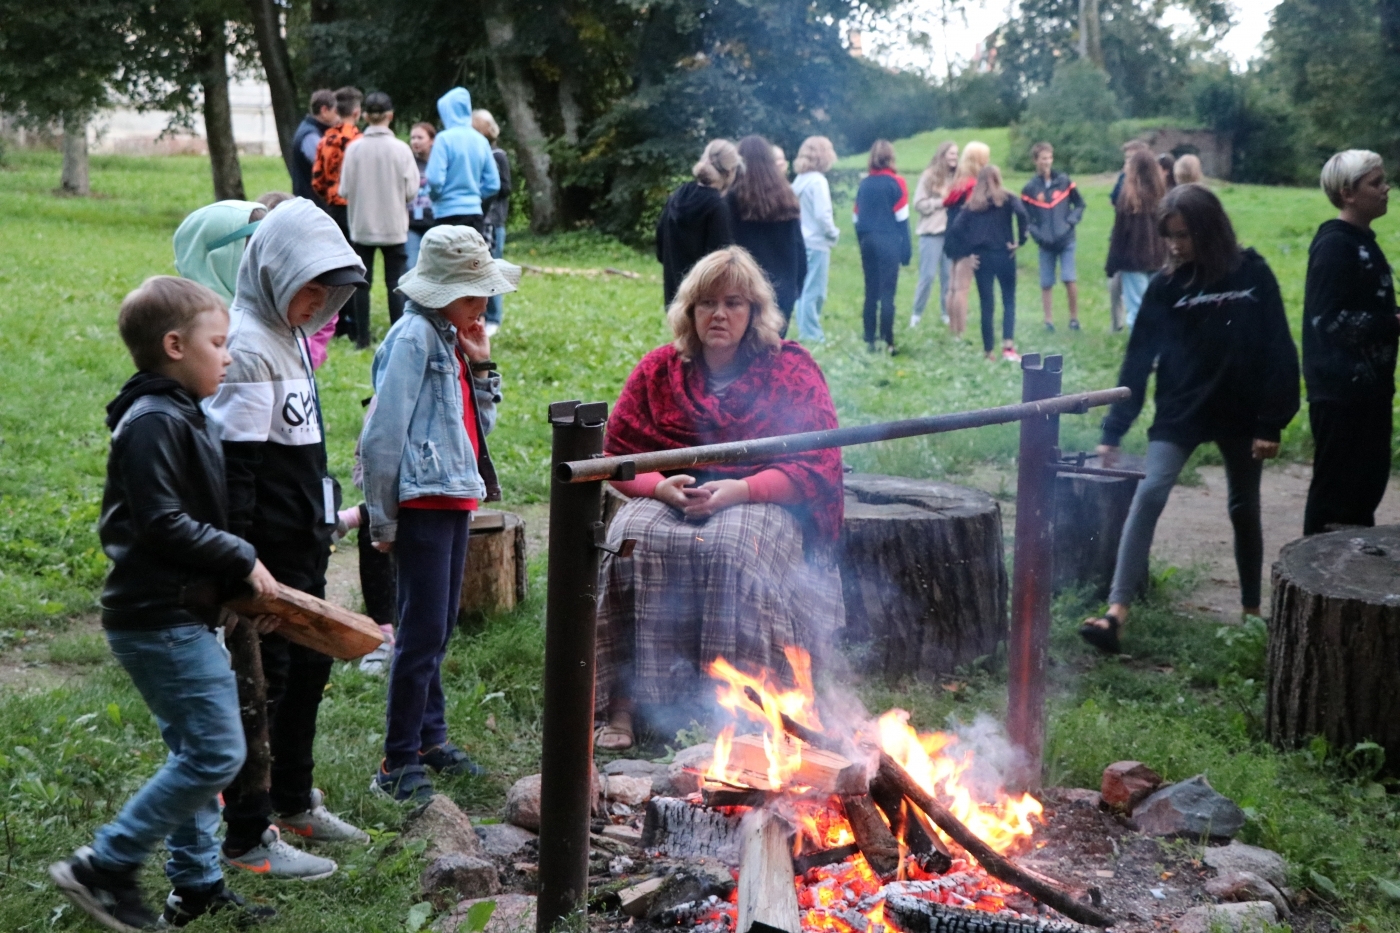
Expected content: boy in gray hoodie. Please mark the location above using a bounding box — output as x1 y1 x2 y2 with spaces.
205 198 371 880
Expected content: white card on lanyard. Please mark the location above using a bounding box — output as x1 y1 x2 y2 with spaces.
323 476 336 524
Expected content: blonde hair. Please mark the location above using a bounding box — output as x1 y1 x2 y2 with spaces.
1173 153 1203 185
966 165 1008 211
793 136 836 174
666 247 785 362
471 108 500 141
119 276 226 371
918 140 958 196
692 139 742 193
1321 149 1385 208
952 141 991 185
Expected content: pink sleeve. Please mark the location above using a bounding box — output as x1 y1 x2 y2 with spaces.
306 314 338 369
745 469 799 505
609 472 664 499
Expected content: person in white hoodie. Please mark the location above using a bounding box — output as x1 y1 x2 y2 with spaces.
205 198 372 880
339 91 419 346
790 136 839 343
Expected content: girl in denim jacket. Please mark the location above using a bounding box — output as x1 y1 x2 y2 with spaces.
360 225 519 801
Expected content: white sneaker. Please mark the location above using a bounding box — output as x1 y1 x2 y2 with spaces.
220 826 337 881
910 314 922 328
358 641 392 675
940 313 951 325
275 789 370 844
483 322 500 337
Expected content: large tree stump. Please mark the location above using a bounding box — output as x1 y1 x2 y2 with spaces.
1266 526 1400 773
840 474 1007 677
1052 454 1143 599
460 510 527 617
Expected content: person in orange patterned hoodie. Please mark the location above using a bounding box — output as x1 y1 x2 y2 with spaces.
312 86 362 339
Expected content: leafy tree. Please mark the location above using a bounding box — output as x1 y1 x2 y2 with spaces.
1008 60 1122 172
1189 68 1306 184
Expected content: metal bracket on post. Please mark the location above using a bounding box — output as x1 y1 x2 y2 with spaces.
1006 353 1063 792
538 400 609 933
593 522 636 558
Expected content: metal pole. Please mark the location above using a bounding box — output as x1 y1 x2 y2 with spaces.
537 400 608 933
1006 354 1063 791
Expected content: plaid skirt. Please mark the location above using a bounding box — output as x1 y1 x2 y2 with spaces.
595 497 845 713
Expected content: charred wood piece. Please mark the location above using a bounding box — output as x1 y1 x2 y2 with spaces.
793 843 861 874
839 793 901 877
641 797 743 866
885 894 1089 933
871 771 953 875
702 786 777 809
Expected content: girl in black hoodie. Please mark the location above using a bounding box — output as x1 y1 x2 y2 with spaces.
657 139 740 306
1082 184 1300 654
945 165 1027 360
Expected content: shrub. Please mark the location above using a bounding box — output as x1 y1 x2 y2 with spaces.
1008 61 1123 173
1191 69 1310 185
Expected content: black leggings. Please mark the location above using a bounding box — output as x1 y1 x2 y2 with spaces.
860 235 900 345
974 248 1017 353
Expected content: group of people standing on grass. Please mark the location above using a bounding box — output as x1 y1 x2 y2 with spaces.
55 85 526 931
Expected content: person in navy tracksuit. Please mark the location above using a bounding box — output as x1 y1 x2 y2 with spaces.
854 139 911 353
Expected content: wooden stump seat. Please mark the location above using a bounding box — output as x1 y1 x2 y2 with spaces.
460 509 528 617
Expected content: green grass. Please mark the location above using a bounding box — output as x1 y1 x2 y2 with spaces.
2 139 1399 932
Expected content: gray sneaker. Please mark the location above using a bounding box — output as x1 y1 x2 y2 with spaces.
220 826 337 881
275 789 370 844
357 642 391 675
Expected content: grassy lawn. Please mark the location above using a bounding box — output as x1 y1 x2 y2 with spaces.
1 144 1398 932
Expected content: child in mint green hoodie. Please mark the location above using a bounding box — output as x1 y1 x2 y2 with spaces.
173 200 266 303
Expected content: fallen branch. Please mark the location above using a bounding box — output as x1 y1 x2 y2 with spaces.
876 752 1113 928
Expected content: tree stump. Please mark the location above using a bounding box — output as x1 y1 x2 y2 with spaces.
460 510 527 617
1052 454 1143 599
840 474 1007 677
1266 525 1400 772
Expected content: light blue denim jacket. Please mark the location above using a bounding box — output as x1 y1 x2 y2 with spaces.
360 300 501 544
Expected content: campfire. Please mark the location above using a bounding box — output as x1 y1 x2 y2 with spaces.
636 649 1109 933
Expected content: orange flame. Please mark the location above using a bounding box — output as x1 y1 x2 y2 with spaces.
705 647 822 789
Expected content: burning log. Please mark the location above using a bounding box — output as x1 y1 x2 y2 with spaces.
642 797 744 865
884 892 1089 933
702 784 777 809
719 732 867 795
736 809 802 933
838 793 900 878
792 843 861 874
870 772 953 875
874 753 1113 928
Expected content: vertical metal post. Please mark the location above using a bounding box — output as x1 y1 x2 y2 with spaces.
1006 354 1063 791
537 400 608 933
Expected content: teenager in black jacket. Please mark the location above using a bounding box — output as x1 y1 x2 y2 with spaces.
854 139 912 352
946 165 1028 361
657 139 739 306
1302 150 1399 534
1082 185 1300 654
726 135 807 330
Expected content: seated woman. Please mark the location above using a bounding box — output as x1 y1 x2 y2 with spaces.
595 247 845 750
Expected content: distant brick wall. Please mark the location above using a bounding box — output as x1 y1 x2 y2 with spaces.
1132 128 1232 180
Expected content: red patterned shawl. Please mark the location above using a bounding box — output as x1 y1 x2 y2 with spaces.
606 342 845 545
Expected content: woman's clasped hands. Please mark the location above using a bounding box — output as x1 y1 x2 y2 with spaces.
653 474 750 520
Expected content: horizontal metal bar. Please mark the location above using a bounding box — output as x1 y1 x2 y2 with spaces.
1053 462 1147 480
557 386 1130 483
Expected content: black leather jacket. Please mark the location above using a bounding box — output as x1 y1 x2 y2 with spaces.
99 374 257 630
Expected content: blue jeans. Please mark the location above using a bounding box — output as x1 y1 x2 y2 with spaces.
973 247 1017 353
794 247 830 343
485 225 507 326
92 625 245 889
912 234 951 320
1120 271 1150 328
386 509 471 769
406 229 425 270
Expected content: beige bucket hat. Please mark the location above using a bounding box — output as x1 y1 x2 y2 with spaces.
396 225 521 307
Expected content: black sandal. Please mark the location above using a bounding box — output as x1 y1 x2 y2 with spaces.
1078 613 1123 654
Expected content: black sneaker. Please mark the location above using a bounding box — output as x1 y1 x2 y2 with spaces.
419 742 486 777
1044 321 1056 332
50 847 159 932
161 880 276 928
1069 318 1082 331
370 760 435 803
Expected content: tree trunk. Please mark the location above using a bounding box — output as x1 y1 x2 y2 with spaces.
1266 525 1400 774
839 475 1007 677
198 18 246 201
1078 0 1103 67
60 113 90 196
482 0 558 233
245 0 299 172
460 510 528 618
1052 454 1142 599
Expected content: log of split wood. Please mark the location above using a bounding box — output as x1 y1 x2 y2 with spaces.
641 797 744 865
884 892 1088 933
1052 454 1143 599
1267 526 1400 774
460 510 527 617
227 583 382 660
718 732 867 795
793 843 861 874
736 809 802 933
840 475 1007 677
838 793 900 877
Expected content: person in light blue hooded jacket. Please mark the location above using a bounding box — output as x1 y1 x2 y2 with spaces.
425 88 500 232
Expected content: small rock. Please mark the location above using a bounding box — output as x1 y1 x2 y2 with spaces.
505 774 543 832
1206 871 1292 917
474 822 537 859
1172 901 1277 933
609 855 636 877
401 794 487 862
419 853 500 909
604 759 663 777
1101 761 1164 811
619 877 666 918
606 774 654 806
658 743 714 797
1134 775 1245 840
609 801 633 817
1203 841 1289 889
1055 787 1104 808
440 893 536 933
